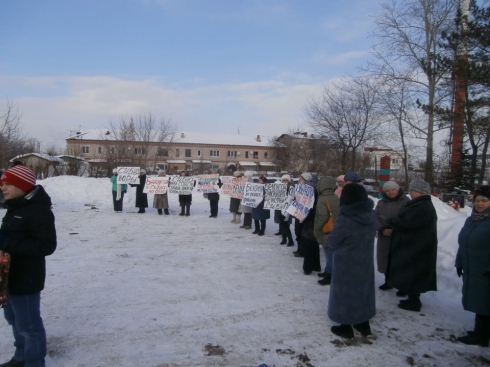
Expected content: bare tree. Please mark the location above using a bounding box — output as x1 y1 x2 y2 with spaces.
370 0 459 184
0 100 26 168
305 76 383 172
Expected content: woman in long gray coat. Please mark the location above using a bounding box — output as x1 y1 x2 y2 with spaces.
327 184 377 339
455 185 490 347
374 181 409 290
153 170 169 215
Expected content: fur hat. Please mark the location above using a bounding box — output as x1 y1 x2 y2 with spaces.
112 168 118 174
474 185 490 199
300 172 313 182
408 180 431 195
281 174 291 182
344 171 360 183
0 165 37 193
158 169 165 175
140 169 146 174
342 183 368 205
243 171 253 178
258 176 267 183
233 170 243 177
383 181 400 192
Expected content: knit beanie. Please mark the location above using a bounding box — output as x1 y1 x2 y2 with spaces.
300 172 313 182
408 180 431 195
336 175 345 182
344 171 360 183
0 165 37 193
112 168 118 174
383 181 400 192
281 174 291 182
474 185 490 199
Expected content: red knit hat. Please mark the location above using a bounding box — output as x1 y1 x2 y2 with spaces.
0 165 37 193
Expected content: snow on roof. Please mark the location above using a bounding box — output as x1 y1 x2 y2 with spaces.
57 155 85 161
167 160 186 164
10 153 64 163
87 159 107 163
192 160 212 163
68 129 271 147
259 161 276 166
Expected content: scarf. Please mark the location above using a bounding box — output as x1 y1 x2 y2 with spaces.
471 210 490 222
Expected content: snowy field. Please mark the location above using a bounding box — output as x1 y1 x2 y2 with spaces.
0 176 489 367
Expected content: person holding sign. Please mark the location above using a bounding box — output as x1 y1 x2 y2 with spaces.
239 171 254 229
229 171 243 224
207 171 222 218
278 175 294 246
251 176 270 236
110 168 127 213
129 169 148 214
178 171 194 217
153 170 170 215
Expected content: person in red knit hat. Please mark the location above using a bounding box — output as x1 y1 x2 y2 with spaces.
0 164 57 367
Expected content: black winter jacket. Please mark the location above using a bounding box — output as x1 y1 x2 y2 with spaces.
0 185 57 295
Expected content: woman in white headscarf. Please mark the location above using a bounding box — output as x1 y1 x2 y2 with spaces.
110 168 128 212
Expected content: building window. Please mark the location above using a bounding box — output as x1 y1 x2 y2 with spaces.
210 150 220 157
97 146 102 154
175 149 180 157
245 152 249 158
82 146 89 154
264 152 268 159
186 164 192 171
109 147 115 154
157 148 168 157
197 150 201 157
185 149 192 157
228 151 237 157
253 151 258 159
157 163 168 170
134 147 146 155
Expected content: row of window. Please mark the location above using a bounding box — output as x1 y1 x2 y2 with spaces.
81 147 268 159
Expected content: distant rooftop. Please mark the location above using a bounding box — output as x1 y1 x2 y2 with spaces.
67 129 271 147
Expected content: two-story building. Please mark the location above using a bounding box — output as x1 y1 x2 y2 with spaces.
66 130 280 175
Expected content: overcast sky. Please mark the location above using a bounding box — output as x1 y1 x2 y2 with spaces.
0 0 383 150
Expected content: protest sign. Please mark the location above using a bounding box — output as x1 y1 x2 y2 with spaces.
230 177 248 199
116 167 140 184
219 176 234 195
143 176 169 194
241 183 264 208
263 183 288 210
284 183 315 222
196 174 220 193
169 176 195 195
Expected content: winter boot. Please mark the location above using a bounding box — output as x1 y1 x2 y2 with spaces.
379 274 393 290
0 359 25 367
317 273 331 286
353 321 372 337
396 290 407 297
179 206 185 216
157 209 163 215
235 214 242 224
398 294 421 312
258 219 266 236
231 213 237 223
331 324 354 339
458 315 490 347
164 209 169 215
185 204 190 216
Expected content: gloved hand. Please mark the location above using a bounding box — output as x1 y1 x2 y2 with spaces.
456 267 463 277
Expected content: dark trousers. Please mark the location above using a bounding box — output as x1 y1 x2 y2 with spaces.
112 190 125 211
302 238 321 273
4 292 46 366
254 219 266 233
243 213 252 226
280 220 293 244
474 314 490 338
210 200 219 217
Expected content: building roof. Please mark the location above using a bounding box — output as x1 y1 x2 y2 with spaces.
67 129 271 147
10 153 64 163
239 161 257 166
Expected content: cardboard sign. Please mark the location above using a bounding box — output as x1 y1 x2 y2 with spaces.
219 176 234 195
197 174 220 193
264 183 288 210
284 183 315 222
143 176 169 194
241 183 264 208
230 177 248 199
169 176 195 195
116 167 140 184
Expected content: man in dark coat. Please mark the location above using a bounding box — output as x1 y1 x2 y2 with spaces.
0 165 57 367
130 169 148 213
385 180 438 312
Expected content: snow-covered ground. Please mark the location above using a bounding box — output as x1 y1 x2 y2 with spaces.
1 176 489 367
